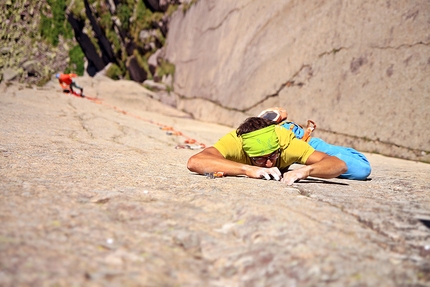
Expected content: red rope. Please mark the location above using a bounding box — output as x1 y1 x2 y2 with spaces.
63 90 206 149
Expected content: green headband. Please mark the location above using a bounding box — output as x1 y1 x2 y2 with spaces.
242 125 280 157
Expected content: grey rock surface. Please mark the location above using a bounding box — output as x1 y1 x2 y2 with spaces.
164 0 430 162
1 76 429 286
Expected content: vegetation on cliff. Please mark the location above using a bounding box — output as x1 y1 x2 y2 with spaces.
1 0 187 87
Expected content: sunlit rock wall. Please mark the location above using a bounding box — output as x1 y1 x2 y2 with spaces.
164 0 430 162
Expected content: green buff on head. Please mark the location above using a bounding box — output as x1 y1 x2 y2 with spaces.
241 125 280 157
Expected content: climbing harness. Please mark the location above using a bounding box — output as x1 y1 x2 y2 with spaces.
280 119 317 142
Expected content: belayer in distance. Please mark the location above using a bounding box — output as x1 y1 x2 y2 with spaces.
56 73 84 97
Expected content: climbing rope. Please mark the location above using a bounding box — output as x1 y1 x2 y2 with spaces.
63 90 206 150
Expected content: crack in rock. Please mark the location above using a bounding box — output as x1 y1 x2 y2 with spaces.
371 41 430 50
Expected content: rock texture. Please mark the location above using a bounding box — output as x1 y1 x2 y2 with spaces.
1 77 430 286
164 0 430 162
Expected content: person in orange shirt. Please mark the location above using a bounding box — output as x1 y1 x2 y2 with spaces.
56 73 84 97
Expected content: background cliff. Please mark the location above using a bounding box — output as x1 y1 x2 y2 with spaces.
0 0 187 85
1 0 429 162
164 0 430 163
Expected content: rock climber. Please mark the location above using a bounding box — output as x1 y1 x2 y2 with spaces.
187 116 348 186
257 107 371 180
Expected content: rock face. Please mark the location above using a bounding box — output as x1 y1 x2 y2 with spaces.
1 78 430 286
164 0 430 162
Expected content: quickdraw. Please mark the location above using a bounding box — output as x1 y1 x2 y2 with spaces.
302 120 316 142
204 172 225 179
287 119 316 142
175 143 206 150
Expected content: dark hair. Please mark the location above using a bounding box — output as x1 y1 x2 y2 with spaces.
236 117 275 136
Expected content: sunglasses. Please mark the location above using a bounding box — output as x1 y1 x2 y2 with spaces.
250 149 281 165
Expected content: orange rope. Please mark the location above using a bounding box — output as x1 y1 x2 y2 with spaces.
63 90 206 149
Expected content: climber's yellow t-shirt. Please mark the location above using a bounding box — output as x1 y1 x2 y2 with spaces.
213 125 315 169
